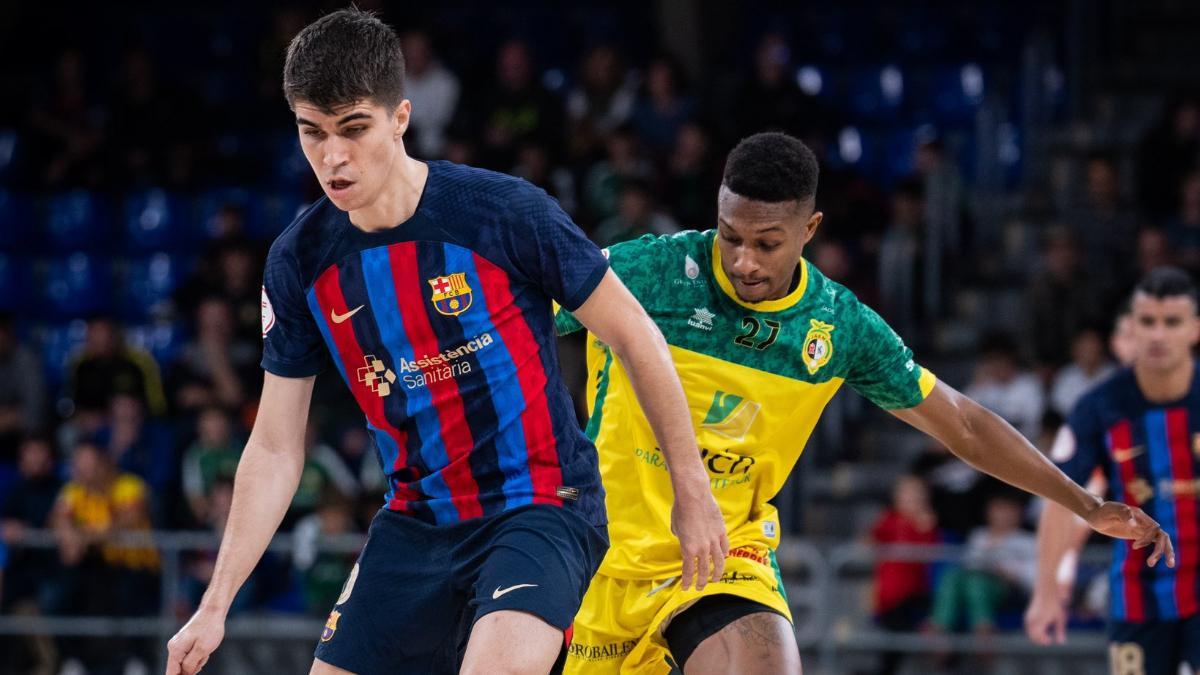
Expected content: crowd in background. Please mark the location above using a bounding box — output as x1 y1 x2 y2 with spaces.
1 2 1200 674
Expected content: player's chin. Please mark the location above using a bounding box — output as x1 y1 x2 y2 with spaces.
734 280 773 302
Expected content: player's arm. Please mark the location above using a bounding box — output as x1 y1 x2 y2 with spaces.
166 372 314 675
571 269 729 590
1024 489 1096 645
889 383 1174 566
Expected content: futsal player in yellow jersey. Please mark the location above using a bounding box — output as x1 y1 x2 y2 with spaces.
556 132 1176 674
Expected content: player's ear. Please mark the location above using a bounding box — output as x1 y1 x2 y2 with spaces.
392 100 412 138
802 211 824 245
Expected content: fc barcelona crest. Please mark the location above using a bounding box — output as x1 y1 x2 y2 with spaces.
428 273 473 316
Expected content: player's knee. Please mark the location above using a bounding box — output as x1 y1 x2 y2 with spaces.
685 613 801 675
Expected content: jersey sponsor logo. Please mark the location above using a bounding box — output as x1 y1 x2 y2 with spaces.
688 307 716 331
803 319 835 374
261 286 276 337
1127 478 1154 505
567 639 637 661
728 545 770 566
1158 478 1200 498
397 333 493 389
700 447 756 489
336 563 359 605
685 254 700 279
492 583 537 599
701 391 761 440
428 272 473 316
357 355 397 397
331 304 364 324
717 570 759 585
321 609 341 642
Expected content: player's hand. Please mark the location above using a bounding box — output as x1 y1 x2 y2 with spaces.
165 606 226 675
671 488 729 592
1024 590 1068 645
1084 501 1176 568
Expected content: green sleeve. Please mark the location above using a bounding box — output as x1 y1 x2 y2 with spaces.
553 234 672 336
844 299 936 410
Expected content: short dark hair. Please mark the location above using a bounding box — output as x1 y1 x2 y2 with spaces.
282 7 405 112
722 132 819 203
1134 266 1198 305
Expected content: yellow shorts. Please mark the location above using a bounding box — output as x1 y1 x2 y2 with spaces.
564 546 791 675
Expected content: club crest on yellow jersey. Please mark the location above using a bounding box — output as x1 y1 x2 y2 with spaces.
428 273 473 316
803 319 835 375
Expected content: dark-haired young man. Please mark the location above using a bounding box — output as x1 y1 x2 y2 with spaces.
165 8 728 675
1026 268 1200 675
557 132 1175 675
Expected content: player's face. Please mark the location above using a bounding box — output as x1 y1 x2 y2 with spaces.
294 98 411 211
1130 292 1200 372
715 186 823 303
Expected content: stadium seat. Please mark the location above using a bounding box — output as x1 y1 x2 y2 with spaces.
846 66 906 123
117 253 191 321
193 188 265 241
0 254 33 313
252 193 310 241
0 190 35 251
40 253 113 319
123 189 192 251
33 319 89 390
44 191 113 251
125 320 187 366
271 134 312 190
925 64 987 125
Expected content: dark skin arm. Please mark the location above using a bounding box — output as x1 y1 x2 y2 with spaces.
890 381 1175 568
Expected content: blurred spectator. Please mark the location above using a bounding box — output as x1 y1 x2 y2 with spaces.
869 475 938 675
94 394 176 519
292 490 358 615
630 56 695 156
1049 327 1116 417
1110 301 1138 366
66 317 166 417
1166 169 1200 274
1063 154 1139 280
455 39 563 170
662 122 719 229
1136 96 1200 220
26 49 105 188
910 441 989 539
511 142 578 216
1136 228 1176 278
914 137 966 314
169 296 260 415
0 315 46 461
179 239 265 345
878 178 926 340
0 436 62 675
108 47 177 187
565 45 637 162
930 492 1035 634
592 180 680 248
50 440 159 673
401 30 460 159
331 426 386 500
180 477 257 615
732 33 830 145
285 423 358 529
1027 227 1111 368
583 125 656 225
181 407 242 524
965 332 1045 441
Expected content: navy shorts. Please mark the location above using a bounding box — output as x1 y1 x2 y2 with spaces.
314 504 609 675
1109 614 1200 675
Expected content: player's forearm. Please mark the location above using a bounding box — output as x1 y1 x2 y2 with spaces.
1034 499 1089 597
607 322 710 493
952 403 1101 518
199 440 304 613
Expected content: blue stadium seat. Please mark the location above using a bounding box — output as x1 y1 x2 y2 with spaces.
44 191 113 251
846 66 906 123
271 134 312 190
0 191 35 251
40 253 113 319
34 320 89 390
0 254 33 313
123 189 192 252
126 321 187 366
251 193 310 242
193 188 265 241
117 253 191 321
925 64 986 125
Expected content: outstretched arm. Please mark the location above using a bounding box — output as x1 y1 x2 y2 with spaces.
572 270 729 590
889 381 1173 565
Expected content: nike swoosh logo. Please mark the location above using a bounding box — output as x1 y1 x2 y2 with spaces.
1113 446 1145 463
646 577 676 598
331 305 364 324
492 584 538 599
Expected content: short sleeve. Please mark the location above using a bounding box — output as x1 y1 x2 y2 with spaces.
507 184 609 311
1053 396 1110 484
261 244 327 378
112 475 148 506
553 234 668 336
845 299 937 409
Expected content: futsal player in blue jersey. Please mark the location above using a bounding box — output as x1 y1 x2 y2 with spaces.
1027 267 1196 675
165 8 728 675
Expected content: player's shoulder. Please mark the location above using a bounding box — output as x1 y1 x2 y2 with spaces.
608 228 711 258
267 196 339 263
1072 367 1136 419
429 160 545 214
801 262 874 321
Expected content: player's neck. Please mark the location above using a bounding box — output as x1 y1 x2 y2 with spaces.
348 155 429 232
1134 357 1195 403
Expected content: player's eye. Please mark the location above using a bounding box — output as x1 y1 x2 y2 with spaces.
343 126 367 136
760 243 781 252
303 128 324 138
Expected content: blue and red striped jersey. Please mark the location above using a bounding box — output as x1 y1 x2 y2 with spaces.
1057 365 1200 622
260 161 609 526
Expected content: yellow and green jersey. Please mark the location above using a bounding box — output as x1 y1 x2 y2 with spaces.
556 230 936 579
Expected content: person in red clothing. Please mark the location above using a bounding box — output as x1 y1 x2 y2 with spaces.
869 474 940 675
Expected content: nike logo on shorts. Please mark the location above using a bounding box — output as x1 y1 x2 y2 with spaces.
492 583 538 599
